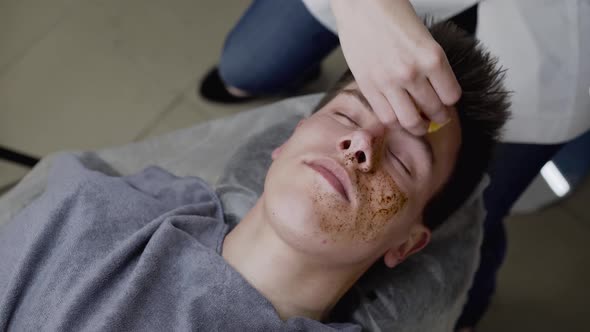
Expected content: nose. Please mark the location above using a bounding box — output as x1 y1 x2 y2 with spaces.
339 129 384 172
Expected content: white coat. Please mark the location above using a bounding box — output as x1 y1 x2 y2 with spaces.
302 0 590 144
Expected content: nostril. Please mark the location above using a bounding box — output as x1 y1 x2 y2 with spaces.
356 151 366 163
341 140 351 150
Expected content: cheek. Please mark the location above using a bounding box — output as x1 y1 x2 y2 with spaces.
263 161 319 238
311 167 408 243
352 170 408 242
311 182 351 237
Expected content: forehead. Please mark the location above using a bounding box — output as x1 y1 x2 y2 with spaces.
315 82 462 195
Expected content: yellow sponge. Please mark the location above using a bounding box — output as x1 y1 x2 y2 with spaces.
427 120 450 133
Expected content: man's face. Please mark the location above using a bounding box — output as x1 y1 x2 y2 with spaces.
263 82 461 267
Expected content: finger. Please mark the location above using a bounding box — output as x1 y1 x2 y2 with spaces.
407 77 448 124
384 87 428 136
428 57 462 106
359 81 398 126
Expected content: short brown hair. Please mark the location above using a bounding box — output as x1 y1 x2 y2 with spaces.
313 21 511 230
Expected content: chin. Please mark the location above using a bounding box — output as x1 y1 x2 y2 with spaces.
263 161 379 264
262 182 372 265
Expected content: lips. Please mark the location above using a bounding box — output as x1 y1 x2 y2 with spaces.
305 158 353 201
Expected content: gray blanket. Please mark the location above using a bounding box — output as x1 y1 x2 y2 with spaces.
0 153 360 331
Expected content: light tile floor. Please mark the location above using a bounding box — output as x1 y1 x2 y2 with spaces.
1 0 588 331
479 181 590 331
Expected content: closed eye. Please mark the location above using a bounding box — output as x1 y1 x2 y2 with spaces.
389 150 411 176
334 111 360 127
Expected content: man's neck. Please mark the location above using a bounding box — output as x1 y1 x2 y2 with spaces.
221 199 368 322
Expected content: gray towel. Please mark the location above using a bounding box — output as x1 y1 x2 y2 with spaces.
0 94 485 331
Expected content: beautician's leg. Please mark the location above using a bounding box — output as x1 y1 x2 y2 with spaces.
456 142 564 329
217 0 340 95
207 2 477 99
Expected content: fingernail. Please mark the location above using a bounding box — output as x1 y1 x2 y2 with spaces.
428 119 451 133
432 111 449 125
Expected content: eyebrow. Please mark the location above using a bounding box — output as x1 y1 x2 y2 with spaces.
340 88 435 167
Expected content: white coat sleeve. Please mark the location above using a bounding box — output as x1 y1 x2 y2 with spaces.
302 0 481 34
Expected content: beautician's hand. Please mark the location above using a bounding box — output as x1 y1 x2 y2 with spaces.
331 0 461 135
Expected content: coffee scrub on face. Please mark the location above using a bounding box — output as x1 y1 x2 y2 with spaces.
313 153 407 242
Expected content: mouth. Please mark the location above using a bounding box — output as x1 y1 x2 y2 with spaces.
305 158 353 202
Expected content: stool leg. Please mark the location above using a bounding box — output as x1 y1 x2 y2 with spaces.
0 146 40 168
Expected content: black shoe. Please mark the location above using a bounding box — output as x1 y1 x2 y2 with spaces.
199 66 322 103
199 68 255 103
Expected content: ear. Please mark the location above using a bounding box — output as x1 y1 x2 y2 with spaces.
296 119 305 129
271 119 305 160
271 144 284 160
383 223 431 268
